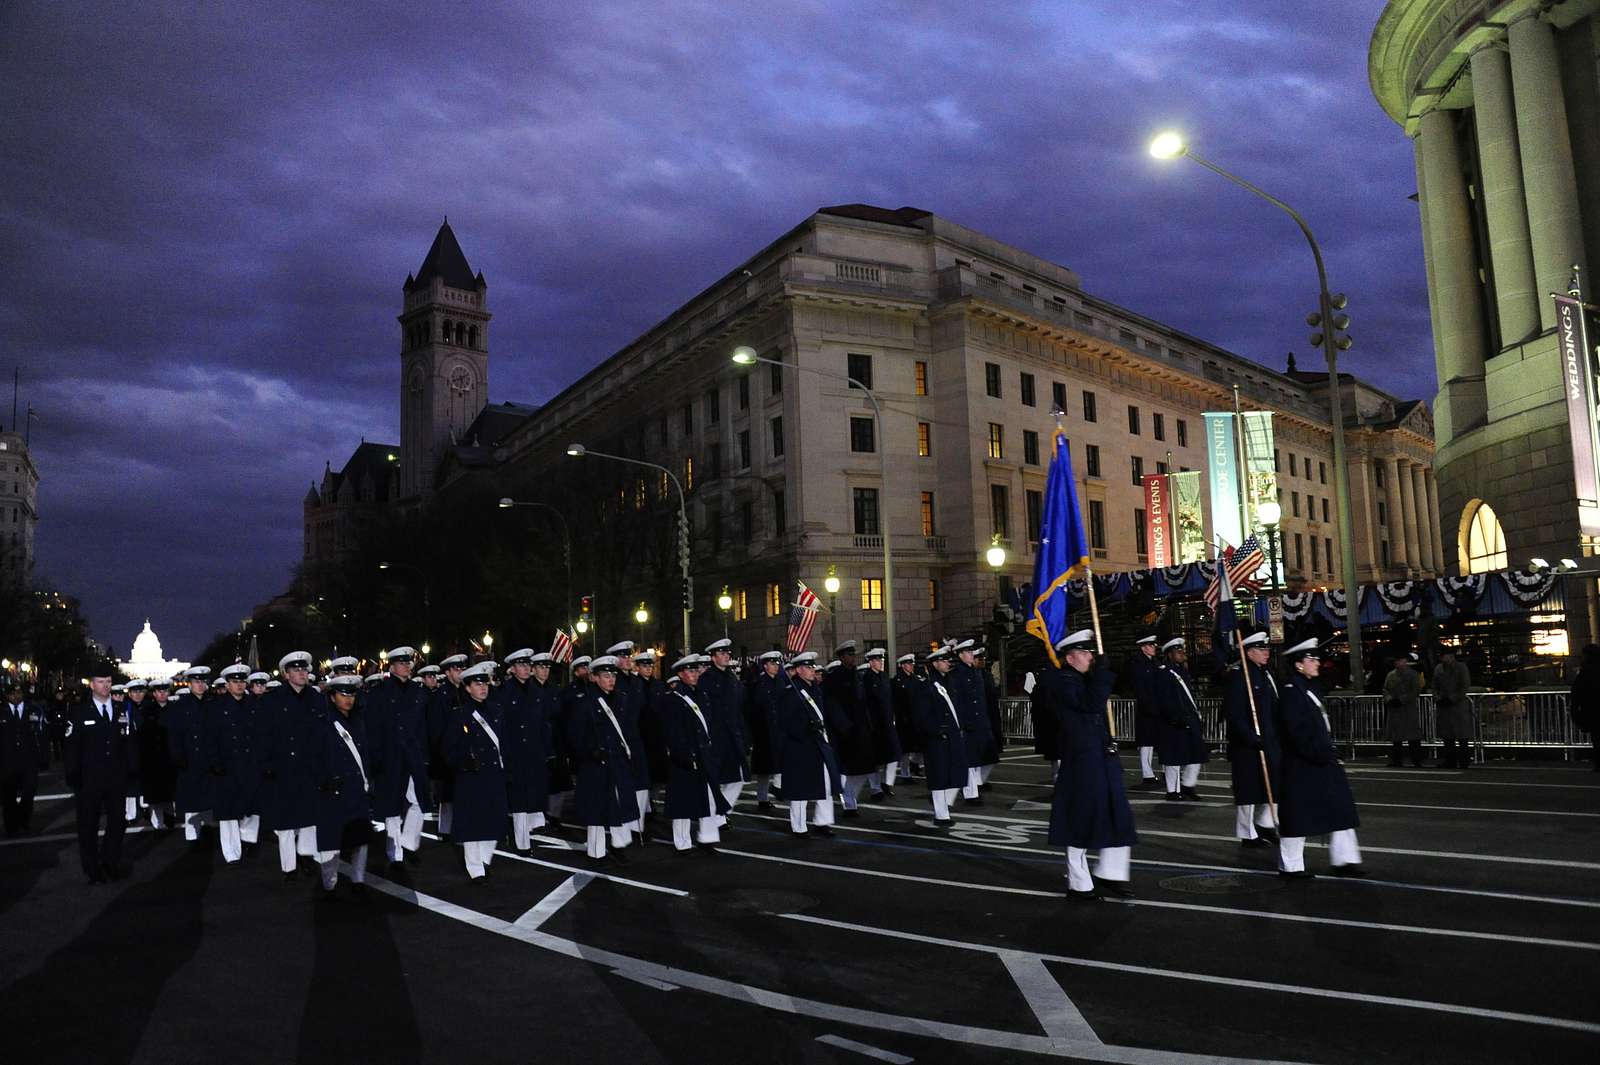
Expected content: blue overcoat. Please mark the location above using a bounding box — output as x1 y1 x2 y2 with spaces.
1045 665 1138 849
443 698 510 844
1154 664 1210 767
776 678 842 801
1222 661 1282 806
913 673 970 791
1274 674 1360 837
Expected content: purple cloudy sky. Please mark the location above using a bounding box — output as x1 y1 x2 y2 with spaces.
0 1 1425 656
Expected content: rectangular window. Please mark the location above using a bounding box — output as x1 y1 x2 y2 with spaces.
1082 391 1097 422
990 484 1010 539
733 589 748 621
737 375 749 410
1023 429 1040 466
767 583 782 617
848 352 873 390
1128 405 1140 435
1152 412 1164 441
987 423 1004 459
1319 461 1327 484
1321 497 1330 523
1274 448 1282 472
1325 537 1333 571
1085 444 1101 478
853 487 880 535
769 416 784 457
1020 372 1036 407
773 489 787 537
740 501 753 544
709 443 722 479
1052 381 1067 413
738 429 751 470
1375 464 1384 487
1134 508 1148 557
684 456 695 491
927 579 940 610
1295 532 1304 571
658 470 668 500
849 416 876 453
914 360 928 396
682 402 693 436
1131 455 1144 486
920 491 936 536
1089 499 1106 550
1025 489 1043 543
860 578 883 611
769 362 783 394
1176 418 1187 447
1311 535 1320 572
917 421 931 457
1156 460 1169 475
985 362 1002 398
1292 491 1300 517
1381 539 1390 567
706 387 720 425
1290 453 1298 477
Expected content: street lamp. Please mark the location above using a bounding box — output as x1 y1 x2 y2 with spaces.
734 344 897 666
634 602 649 645
1149 130 1366 690
566 443 692 652
986 535 1008 569
823 565 841 654
717 586 733 639
1257 500 1283 593
482 632 494 651
497 497 575 636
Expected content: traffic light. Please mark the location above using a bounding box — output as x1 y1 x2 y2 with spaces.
1306 293 1352 352
991 605 1016 635
580 595 592 615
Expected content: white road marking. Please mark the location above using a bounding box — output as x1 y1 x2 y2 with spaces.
514 873 593 929
995 780 1600 818
781 913 1600 1036
612 970 679 991
0 825 153 847
815 1033 914 1062
705 843 1061 899
1000 950 1103 1042
418 830 686 896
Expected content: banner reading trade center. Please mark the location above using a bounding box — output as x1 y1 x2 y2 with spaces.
1142 474 1174 566
1204 412 1242 549
1554 292 1600 537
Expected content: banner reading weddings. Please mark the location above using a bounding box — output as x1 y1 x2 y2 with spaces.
1554 289 1600 537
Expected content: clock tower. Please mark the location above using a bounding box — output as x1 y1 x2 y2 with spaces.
398 219 489 498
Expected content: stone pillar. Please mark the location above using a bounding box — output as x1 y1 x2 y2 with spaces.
1398 458 1423 576
1384 456 1409 572
1425 467 1447 574
1417 110 1489 431
1508 14 1588 331
1355 453 1380 577
1411 462 1434 573
1469 45 1540 346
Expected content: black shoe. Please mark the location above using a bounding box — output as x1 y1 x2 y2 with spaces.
791 830 809 838
1331 864 1369 879
1257 827 1280 844
932 817 952 827
283 871 298 884
757 801 774 812
1166 792 1181 802
696 844 720 856
841 808 861 819
610 846 630 864
880 786 895 798
964 796 984 807
1278 869 1315 881
319 887 342 903
867 791 886 803
1095 879 1135 899
1240 837 1271 849
1139 777 1161 790
350 882 369 899
1180 787 1200 801
814 825 835 838
1065 889 1103 903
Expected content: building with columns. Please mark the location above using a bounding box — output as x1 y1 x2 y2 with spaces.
1370 0 1599 576
0 425 38 588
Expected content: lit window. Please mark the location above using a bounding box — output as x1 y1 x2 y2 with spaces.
920 492 936 536
1461 500 1506 575
987 423 1004 459
733 589 748 621
914 361 928 396
927 579 940 609
917 422 931 457
860 578 884 610
767 583 782 617
684 456 694 491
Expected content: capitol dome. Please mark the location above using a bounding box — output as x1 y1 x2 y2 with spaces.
119 620 191 681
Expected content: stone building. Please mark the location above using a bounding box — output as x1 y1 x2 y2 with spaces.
1370 0 1600 575
0 426 38 587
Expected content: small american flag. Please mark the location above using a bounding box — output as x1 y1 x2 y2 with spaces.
1205 535 1266 610
786 581 822 655
550 628 575 664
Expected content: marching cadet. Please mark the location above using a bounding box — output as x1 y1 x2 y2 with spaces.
1129 634 1163 789
64 662 140 883
660 653 729 852
368 646 431 867
972 646 1003 786
170 666 215 846
863 648 900 798
416 663 441 690
699 638 751 824
1221 631 1281 849
427 653 470 835
139 680 178 829
745 650 786 810
311 674 375 899
259 651 326 881
606 641 653 832
634 649 670 803
914 647 969 826
445 661 508 879
364 671 387 690
949 640 992 804
1043 630 1137 901
328 656 360 678
776 652 840 837
891 653 924 779
547 654 591 824
1154 637 1209 801
830 658 878 818
1 675 49 836
1275 639 1366 879
122 679 148 822
207 664 263 864
248 671 270 697
566 655 639 861
496 648 550 853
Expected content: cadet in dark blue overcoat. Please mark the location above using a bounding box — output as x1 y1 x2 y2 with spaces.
606 644 652 829
547 657 590 819
310 676 375 896
1274 639 1364 879
64 664 139 882
862 650 901 794
1128 635 1162 787
744 652 786 806
949 643 994 798
1043 631 1137 900
136 682 179 827
973 647 1004 782
826 660 877 815
634 651 671 790
495 649 551 852
205 666 262 863
1153 639 1209 799
890 655 924 775
366 649 431 867
699 640 750 817
168 669 215 839
427 656 470 831
776 654 841 836
257 653 326 877
913 649 968 824
444 662 509 879
1 677 49 836
567 657 638 860
1221 632 1282 848
659 655 731 851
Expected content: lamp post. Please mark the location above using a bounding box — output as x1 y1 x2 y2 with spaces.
824 566 841 655
734 345 896 667
717 586 732 640
987 535 1009 689
497 498 575 635
377 561 432 649
1150 131 1365 691
566 443 691 653
1257 500 1283 593
634 602 649 647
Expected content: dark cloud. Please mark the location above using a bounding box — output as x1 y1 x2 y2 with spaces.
0 0 1427 655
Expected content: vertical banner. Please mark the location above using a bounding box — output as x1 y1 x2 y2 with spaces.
1555 292 1600 537
1240 411 1281 585
1142 474 1174 566
1171 470 1207 562
1204 411 1241 550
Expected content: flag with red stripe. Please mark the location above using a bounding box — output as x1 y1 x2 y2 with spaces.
786 581 822 655
550 628 575 663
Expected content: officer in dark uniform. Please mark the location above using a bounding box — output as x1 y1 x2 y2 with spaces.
862 648 900 798
445 661 508 879
1128 634 1162 788
206 663 262 863
606 641 652 832
1221 631 1282 849
64 662 140 882
1 675 48 836
311 674 376 899
776 652 841 837
367 645 431 867
169 666 215 845
1154 637 1209 800
1275 638 1365 879
139 679 179 829
660 653 729 852
890 653 924 779
121 678 149 823
495 648 551 853
567 656 638 861
699 638 750 823
913 647 969 825
745 650 786 809
427 653 470 835
949 640 993 803
258 651 326 880
546 654 590 823
972 646 1003 786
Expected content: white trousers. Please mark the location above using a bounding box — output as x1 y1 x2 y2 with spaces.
218 815 260 862
841 775 869 811
125 796 139 821
437 802 453 836
275 827 317 872
930 787 958 820
1066 846 1131 892
586 824 633 859
629 789 650 831
462 838 497 879
789 798 835 832
1164 764 1201 791
510 810 548 850
963 767 981 800
1138 747 1155 778
672 790 722 851
147 801 174 829
754 775 777 802
717 781 743 825
1279 828 1362 872
318 844 367 889
979 762 995 784
385 779 424 860
877 761 898 789
1235 804 1277 840
182 809 214 841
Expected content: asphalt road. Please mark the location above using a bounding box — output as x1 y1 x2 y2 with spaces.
2 748 1597 1065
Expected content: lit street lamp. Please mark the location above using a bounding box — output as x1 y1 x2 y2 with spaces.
985 536 1007 569
566 443 692 653
823 565 841 656
1257 500 1283 594
634 602 649 645
717 586 733 639
497 498 575 637
1150 130 1365 690
734 345 897 667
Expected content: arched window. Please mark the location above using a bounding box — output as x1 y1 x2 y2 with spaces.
442 319 453 343
1459 500 1506 575
455 321 466 345
467 325 478 349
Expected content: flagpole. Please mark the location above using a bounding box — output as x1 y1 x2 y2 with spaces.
1231 385 1252 546
1234 631 1279 827
1083 568 1116 737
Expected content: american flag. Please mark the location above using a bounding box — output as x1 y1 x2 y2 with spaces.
550 628 575 664
786 581 822 655
1205 535 1266 610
